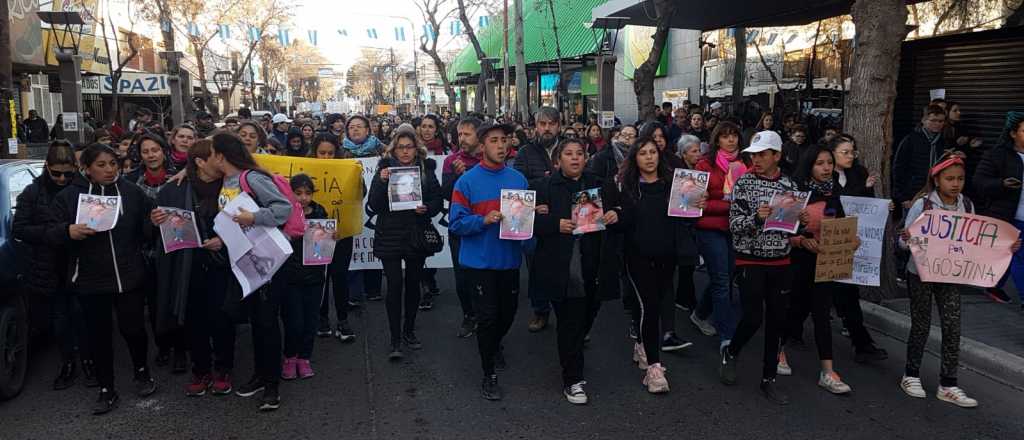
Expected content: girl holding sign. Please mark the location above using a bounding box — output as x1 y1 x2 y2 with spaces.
898 153 1019 408
780 144 854 395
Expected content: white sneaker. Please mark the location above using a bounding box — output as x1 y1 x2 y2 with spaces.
936 386 978 408
818 370 852 394
564 381 588 405
689 312 717 336
632 343 649 370
777 350 792 376
643 363 669 394
900 376 926 399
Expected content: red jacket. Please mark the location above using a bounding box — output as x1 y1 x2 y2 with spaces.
694 157 731 232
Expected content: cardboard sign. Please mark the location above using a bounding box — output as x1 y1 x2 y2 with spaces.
815 217 859 282
254 154 364 239
908 210 1018 288
837 196 890 286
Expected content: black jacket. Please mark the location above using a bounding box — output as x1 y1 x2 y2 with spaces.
24 117 48 143
12 174 70 295
605 178 698 264
513 139 555 184
973 141 1024 222
893 128 946 203
283 202 329 285
585 143 623 183
368 156 443 259
530 171 615 302
46 174 154 295
836 165 874 198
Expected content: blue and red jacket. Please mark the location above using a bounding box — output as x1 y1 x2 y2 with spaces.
449 162 528 270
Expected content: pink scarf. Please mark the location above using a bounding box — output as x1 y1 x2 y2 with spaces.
716 149 748 196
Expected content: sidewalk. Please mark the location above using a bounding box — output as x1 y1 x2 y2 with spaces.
861 288 1024 391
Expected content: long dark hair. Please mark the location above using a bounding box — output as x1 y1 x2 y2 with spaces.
706 120 742 160
792 143 835 187
134 131 172 172
80 143 119 168
308 133 340 158
617 136 672 198
186 138 215 180
212 132 264 172
45 140 76 167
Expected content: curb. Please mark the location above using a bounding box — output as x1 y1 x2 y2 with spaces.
859 300 1024 392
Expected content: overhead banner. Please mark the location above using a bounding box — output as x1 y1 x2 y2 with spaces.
908 210 1019 288
350 155 452 270
838 196 890 286
254 154 364 239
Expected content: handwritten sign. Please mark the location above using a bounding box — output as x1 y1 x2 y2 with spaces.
837 196 890 286
815 217 859 282
254 154 364 239
908 210 1019 288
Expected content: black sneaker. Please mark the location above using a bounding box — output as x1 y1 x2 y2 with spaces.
133 368 157 397
172 350 188 375
155 348 171 367
316 317 333 337
564 381 588 405
92 388 119 415
481 375 502 401
82 360 99 388
458 316 477 338
235 376 266 397
366 292 383 301
259 383 281 411
854 344 889 363
418 295 434 311
335 322 356 343
388 342 404 361
403 332 423 350
719 346 738 385
985 288 1012 304
661 332 694 352
760 378 790 405
493 349 507 372
53 361 78 390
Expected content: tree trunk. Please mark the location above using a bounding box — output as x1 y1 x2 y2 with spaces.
514 0 528 122
545 0 565 115
457 0 494 114
807 21 821 91
844 0 908 300
192 41 217 116
732 27 747 110
633 0 675 123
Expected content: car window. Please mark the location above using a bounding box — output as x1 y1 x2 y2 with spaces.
8 169 34 213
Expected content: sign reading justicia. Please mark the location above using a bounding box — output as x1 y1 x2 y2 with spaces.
82 72 171 96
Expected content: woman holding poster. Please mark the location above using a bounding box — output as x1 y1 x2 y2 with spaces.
368 130 442 360
151 139 238 399
898 153 1019 408
779 144 854 395
48 144 157 415
530 139 616 404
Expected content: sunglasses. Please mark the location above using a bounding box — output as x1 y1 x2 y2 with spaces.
48 168 76 179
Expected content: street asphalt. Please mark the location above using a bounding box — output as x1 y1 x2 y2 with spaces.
1 269 1022 439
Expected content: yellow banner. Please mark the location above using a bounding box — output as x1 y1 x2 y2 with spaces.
254 154 365 239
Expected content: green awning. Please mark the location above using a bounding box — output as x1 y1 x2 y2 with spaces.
448 0 607 81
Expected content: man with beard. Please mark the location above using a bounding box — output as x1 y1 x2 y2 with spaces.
513 106 561 333
194 112 216 137
442 117 484 338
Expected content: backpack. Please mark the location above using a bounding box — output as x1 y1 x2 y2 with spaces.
239 169 307 239
922 194 974 214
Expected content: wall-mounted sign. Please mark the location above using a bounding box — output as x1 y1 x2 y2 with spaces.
82 73 171 96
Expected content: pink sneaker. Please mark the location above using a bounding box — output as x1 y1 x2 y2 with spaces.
296 358 315 379
281 357 297 380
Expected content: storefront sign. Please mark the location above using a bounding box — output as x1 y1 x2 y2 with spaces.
82 73 172 96
908 210 1018 288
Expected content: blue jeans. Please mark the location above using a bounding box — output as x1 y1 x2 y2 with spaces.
282 282 324 359
696 229 739 344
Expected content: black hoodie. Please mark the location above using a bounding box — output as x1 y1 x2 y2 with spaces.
46 174 154 295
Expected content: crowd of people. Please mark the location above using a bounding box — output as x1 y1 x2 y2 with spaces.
11 98 1024 416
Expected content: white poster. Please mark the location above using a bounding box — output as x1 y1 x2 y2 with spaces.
62 112 79 132
599 111 615 128
837 196 891 287
214 192 293 296
350 155 453 270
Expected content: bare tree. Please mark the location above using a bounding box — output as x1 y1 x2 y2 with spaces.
455 0 495 113
732 27 747 110
225 0 291 115
632 0 676 122
540 0 565 113
97 3 141 127
416 0 458 111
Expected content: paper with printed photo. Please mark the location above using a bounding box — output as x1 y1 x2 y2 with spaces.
388 167 422 211
668 169 708 218
764 191 809 234
303 219 338 265
499 189 536 240
572 188 605 235
157 207 201 253
75 194 121 232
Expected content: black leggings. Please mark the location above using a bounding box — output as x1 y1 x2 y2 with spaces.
730 264 791 380
381 256 425 343
246 282 282 384
449 235 476 318
78 290 150 390
784 251 833 361
50 293 90 364
321 237 354 324
552 293 601 387
624 254 675 366
470 268 518 376
186 264 236 376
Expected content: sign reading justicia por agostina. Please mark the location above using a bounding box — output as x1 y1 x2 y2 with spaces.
908 210 1019 288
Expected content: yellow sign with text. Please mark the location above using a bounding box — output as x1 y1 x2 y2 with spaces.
254 154 365 239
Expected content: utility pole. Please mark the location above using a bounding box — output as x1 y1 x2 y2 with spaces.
0 0 15 158
157 4 184 125
502 0 510 118
513 0 527 122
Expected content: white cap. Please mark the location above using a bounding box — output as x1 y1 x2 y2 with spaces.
743 130 783 153
272 113 291 124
